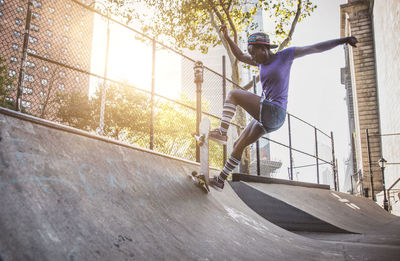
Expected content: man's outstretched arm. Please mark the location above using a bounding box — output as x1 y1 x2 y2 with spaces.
294 36 358 59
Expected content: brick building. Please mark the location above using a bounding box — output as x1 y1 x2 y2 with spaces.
0 0 94 119
340 0 400 214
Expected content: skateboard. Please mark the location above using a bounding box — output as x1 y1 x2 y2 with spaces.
190 117 210 193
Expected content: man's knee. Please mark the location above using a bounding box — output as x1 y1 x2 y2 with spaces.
226 89 242 103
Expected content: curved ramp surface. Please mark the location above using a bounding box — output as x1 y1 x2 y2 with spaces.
239 180 400 245
1 108 400 260
0 109 341 261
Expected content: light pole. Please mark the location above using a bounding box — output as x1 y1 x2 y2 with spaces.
378 157 389 211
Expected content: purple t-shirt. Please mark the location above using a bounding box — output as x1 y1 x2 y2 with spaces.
258 47 295 110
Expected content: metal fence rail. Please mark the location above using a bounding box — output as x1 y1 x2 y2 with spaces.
0 0 337 188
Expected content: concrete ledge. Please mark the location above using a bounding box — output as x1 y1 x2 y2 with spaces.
232 173 331 190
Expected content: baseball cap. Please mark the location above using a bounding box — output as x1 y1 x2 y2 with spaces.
248 33 278 49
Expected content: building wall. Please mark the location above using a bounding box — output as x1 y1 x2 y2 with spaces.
373 0 400 214
340 0 383 199
0 0 94 119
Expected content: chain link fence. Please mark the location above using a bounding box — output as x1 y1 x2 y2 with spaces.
0 0 336 187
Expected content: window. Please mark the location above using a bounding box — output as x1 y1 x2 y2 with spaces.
75 76 79 82
40 91 46 98
44 54 50 59
30 24 39 32
23 74 34 82
47 19 53 25
26 49 37 55
5 97 14 103
32 12 40 20
42 66 49 72
12 44 19 51
15 19 23 26
17 7 24 14
66 3 71 9
33 1 42 8
21 100 31 108
10 57 18 63
7 85 14 90
60 59 66 64
64 25 69 31
49 7 55 14
0 11 3 19
41 79 48 86
29 36 38 44
62 36 68 43
58 83 65 90
9 70 16 77
0 0 4 6
13 31 21 38
59 72 66 78
23 88 33 94
45 30 52 37
45 42 51 48
62 48 67 55
65 14 71 22
26 61 35 68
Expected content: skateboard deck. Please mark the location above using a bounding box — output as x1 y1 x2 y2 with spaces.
191 117 210 193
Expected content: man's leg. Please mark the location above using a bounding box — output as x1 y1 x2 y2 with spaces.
212 120 266 188
211 90 262 141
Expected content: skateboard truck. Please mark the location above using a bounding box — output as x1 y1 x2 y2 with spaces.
192 133 206 146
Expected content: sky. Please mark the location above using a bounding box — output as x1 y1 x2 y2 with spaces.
90 0 352 190
283 0 350 187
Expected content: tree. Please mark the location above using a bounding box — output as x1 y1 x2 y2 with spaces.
55 82 223 166
104 0 316 173
0 57 16 109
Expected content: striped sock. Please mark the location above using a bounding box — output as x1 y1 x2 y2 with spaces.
219 102 237 135
218 156 241 182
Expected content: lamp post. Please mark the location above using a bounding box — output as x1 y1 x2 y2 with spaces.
378 157 389 211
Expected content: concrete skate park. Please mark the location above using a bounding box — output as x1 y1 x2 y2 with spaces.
1 107 400 260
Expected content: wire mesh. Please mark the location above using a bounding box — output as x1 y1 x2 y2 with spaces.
0 0 336 181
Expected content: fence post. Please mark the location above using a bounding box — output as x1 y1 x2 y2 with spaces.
366 128 375 200
331 131 338 191
253 76 261 176
288 114 293 180
150 38 156 150
315 127 320 184
194 61 204 163
222 56 227 165
98 13 110 135
16 1 33 111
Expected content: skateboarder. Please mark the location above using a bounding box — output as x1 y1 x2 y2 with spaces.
209 24 358 191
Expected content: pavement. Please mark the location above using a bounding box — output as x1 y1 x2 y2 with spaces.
1 107 400 260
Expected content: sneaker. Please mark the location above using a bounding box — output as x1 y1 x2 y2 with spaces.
209 129 227 145
209 176 224 191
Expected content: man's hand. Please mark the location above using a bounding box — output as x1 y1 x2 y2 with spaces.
346 36 358 47
219 24 229 38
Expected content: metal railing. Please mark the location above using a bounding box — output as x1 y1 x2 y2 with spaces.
0 0 336 188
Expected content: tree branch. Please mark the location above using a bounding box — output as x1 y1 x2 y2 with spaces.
218 0 238 44
278 0 302 51
242 0 303 89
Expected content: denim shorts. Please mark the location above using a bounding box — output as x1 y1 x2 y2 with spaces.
258 99 286 133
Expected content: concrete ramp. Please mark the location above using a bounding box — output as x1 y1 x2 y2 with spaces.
0 108 342 261
1 108 400 260
231 176 400 245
